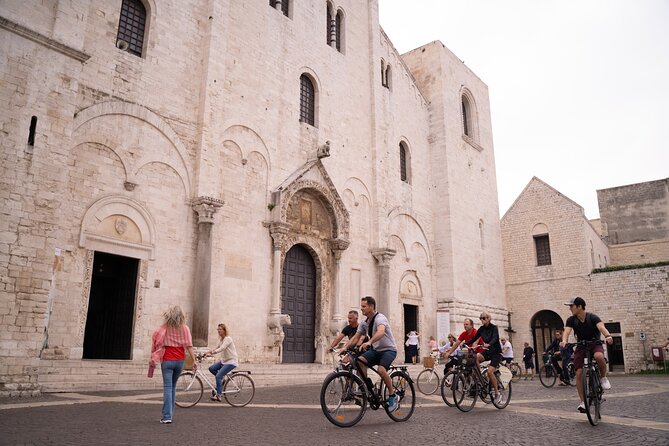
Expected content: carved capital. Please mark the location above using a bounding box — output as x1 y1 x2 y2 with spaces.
329 238 350 260
370 247 396 267
268 222 291 251
192 196 224 224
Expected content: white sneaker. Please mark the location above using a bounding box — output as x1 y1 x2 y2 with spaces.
600 377 611 390
577 402 586 413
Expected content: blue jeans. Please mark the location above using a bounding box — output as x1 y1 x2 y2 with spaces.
161 360 184 421
209 362 236 395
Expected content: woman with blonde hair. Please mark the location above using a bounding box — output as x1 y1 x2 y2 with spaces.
150 306 196 424
205 323 238 402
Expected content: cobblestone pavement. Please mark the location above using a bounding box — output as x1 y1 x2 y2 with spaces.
1 375 668 445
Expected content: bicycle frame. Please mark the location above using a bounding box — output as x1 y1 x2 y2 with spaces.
188 359 244 395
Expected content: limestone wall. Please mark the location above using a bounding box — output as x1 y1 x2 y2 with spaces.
590 266 669 371
0 0 507 393
597 178 669 245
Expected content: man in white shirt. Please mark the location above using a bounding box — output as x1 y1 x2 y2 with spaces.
500 337 514 365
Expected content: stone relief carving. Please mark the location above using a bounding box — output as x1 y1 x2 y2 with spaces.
77 250 95 342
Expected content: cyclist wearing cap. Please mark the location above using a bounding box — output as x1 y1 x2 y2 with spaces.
466 312 504 404
560 296 614 413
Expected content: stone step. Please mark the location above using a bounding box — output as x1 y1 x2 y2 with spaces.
36 360 426 393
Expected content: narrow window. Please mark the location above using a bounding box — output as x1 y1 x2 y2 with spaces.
299 74 315 126
479 219 485 249
399 142 408 183
28 116 37 146
381 60 387 87
462 96 470 136
116 0 147 57
534 234 552 266
326 4 333 45
385 65 391 89
270 0 288 16
335 10 343 52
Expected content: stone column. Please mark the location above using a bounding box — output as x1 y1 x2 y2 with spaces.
191 196 223 347
328 238 350 335
268 222 292 344
273 0 282 11
370 248 396 315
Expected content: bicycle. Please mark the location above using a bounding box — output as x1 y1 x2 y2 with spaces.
451 347 512 412
439 354 464 407
320 347 416 427
175 353 255 408
539 352 575 388
502 358 523 383
570 340 606 426
416 352 441 395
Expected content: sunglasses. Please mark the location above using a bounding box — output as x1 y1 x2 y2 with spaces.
479 317 487 320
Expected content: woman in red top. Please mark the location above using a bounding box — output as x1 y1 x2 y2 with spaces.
150 306 196 424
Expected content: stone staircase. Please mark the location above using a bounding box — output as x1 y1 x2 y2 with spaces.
37 359 425 393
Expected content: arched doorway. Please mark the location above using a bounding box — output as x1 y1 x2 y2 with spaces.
530 310 564 368
281 245 316 363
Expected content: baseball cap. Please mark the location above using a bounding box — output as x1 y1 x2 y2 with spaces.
564 296 586 308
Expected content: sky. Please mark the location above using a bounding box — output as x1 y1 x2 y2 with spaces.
379 0 669 219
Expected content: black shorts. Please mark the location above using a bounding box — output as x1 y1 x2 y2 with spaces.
524 360 534 369
482 350 503 368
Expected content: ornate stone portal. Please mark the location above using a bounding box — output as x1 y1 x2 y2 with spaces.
265 158 350 362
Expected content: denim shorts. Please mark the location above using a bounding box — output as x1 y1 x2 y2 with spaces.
361 348 397 369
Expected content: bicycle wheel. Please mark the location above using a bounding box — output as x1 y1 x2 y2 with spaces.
584 369 601 426
382 371 415 422
175 371 203 408
416 369 440 395
452 371 477 412
509 363 522 383
223 373 255 407
491 381 512 409
440 371 457 407
320 371 367 428
539 365 556 388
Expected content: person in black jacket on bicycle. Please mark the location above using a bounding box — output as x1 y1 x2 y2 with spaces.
544 328 571 385
466 312 504 404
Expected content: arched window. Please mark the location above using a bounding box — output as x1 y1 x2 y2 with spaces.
270 0 289 17
399 141 410 183
299 74 315 126
381 59 387 87
116 0 147 57
532 223 552 266
335 10 343 52
461 95 472 137
326 3 333 45
385 65 391 90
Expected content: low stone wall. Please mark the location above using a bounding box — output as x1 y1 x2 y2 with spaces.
590 265 669 372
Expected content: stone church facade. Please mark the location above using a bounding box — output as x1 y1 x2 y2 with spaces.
0 0 507 395
501 177 668 373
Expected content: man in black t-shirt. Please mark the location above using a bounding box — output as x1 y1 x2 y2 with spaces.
329 310 362 352
522 342 535 380
560 297 614 414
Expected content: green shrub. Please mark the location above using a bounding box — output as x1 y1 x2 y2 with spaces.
592 261 669 274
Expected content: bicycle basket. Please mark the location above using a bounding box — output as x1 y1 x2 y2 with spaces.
423 356 435 369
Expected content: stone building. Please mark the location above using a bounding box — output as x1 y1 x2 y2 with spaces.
501 177 668 372
0 1 507 395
